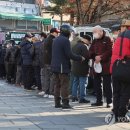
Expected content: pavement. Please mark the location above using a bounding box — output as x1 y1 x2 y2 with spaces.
0 79 129 130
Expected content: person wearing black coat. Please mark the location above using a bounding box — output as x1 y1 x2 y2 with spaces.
5 42 17 83
0 44 6 79
51 25 84 109
15 43 22 86
20 33 34 90
42 28 59 98
31 38 43 91
71 35 91 103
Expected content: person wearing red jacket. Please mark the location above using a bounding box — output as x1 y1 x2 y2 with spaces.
89 25 112 107
110 20 130 123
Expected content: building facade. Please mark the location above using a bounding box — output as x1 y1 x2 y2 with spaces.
0 0 44 43
42 0 70 32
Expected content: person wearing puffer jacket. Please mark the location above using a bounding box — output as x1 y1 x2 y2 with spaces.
20 33 34 91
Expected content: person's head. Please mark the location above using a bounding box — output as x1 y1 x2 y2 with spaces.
32 37 39 43
50 28 60 37
93 25 104 39
25 33 33 42
60 25 73 38
39 32 47 41
80 34 91 45
6 43 12 48
121 19 130 32
111 24 121 39
10 39 15 46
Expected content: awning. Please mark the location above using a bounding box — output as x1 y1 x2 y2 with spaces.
0 12 44 22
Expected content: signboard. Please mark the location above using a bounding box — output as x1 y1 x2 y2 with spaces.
42 18 52 25
10 32 40 44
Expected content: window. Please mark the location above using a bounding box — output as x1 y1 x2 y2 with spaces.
85 32 93 39
80 32 84 37
27 21 38 30
16 20 26 29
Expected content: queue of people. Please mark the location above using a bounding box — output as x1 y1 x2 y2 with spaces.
0 19 130 123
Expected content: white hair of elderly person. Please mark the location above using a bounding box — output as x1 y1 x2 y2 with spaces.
92 25 104 39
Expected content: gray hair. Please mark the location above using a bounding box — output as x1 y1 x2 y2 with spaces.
93 25 104 32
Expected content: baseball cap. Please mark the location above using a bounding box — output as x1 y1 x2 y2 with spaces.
81 34 91 41
50 28 60 33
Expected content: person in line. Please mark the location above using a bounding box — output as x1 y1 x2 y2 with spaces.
89 25 112 108
15 42 23 87
20 33 34 91
110 19 130 122
42 28 59 98
0 44 6 79
71 34 91 103
5 40 17 84
51 25 85 109
38 32 48 95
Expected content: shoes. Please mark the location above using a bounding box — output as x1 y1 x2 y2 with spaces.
79 99 90 103
91 102 103 106
48 95 54 99
31 85 38 90
62 99 72 109
43 94 49 98
55 97 62 108
72 97 78 102
38 91 45 96
107 103 113 108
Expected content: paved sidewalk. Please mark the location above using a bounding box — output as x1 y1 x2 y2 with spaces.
0 79 129 130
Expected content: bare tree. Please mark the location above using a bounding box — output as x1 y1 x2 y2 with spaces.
69 0 130 25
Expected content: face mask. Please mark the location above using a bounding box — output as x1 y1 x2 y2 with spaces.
113 34 118 39
27 38 32 42
40 38 43 42
69 33 74 42
93 33 100 39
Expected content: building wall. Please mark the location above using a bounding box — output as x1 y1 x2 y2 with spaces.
2 0 35 4
0 0 41 32
0 20 13 30
0 0 39 15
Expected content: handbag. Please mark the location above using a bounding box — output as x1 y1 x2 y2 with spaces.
112 32 130 83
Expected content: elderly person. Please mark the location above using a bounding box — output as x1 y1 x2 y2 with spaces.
71 34 91 103
20 33 34 91
110 20 130 122
89 25 112 107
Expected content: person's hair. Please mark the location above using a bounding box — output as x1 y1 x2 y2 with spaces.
40 32 47 38
93 25 103 32
81 34 91 41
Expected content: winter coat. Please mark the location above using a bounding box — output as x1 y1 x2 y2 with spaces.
14 47 22 65
72 41 89 77
110 29 130 73
43 34 55 65
31 41 42 66
20 40 33 65
4 46 17 64
0 46 6 64
51 34 82 74
39 42 45 68
89 34 112 75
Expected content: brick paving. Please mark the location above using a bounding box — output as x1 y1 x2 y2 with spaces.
0 79 129 130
